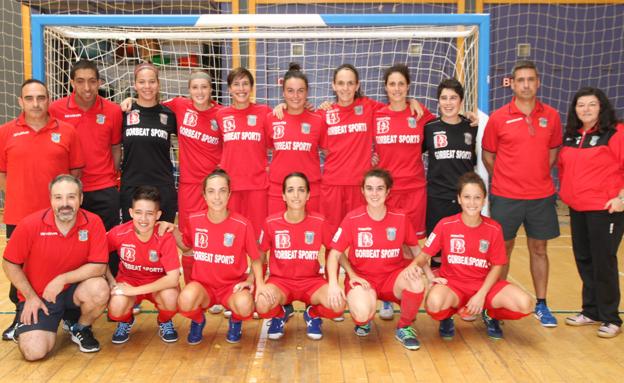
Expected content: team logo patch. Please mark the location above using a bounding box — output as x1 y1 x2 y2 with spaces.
450 238 466 254
354 105 363 115
210 119 219 131
464 132 473 145
127 110 140 125
357 231 374 248
538 117 548 128
183 110 198 127
304 231 315 245
386 227 397 241
273 125 285 139
247 114 257 126
425 233 436 248
223 117 236 132
408 117 416 128
433 132 448 149
120 246 136 262
96 114 106 125
224 233 235 247
194 231 209 249
159 113 168 125
479 239 490 254
275 233 291 249
51 133 61 143
301 123 311 134
326 110 340 125
149 250 159 262
376 118 390 134
590 135 599 146
78 229 88 242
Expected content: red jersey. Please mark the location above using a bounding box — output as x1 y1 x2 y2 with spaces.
3 208 108 301
0 114 84 225
558 123 624 211
265 110 326 195
373 104 435 190
259 211 332 279
423 214 507 285
319 97 383 185
217 104 270 191
182 211 260 286
107 221 180 287
330 206 419 278
49 94 122 192
482 98 562 199
164 97 223 184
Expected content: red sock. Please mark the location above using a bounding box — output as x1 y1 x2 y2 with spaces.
426 307 456 321
231 311 252 321
182 255 194 285
487 307 530 320
258 305 284 319
310 304 343 319
397 290 424 328
180 308 205 323
157 309 177 323
108 310 133 323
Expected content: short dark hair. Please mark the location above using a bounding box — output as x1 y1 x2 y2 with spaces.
203 168 231 193
132 185 161 209
20 79 48 97
49 174 83 194
511 60 539 79
283 62 308 89
436 78 464 101
282 172 310 193
362 168 393 190
565 86 618 136
383 64 410 85
456 172 487 197
227 67 254 88
70 59 100 81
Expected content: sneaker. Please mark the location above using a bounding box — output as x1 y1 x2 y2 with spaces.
112 319 134 344
187 315 206 345
226 318 242 343
158 320 179 343
597 323 621 338
208 304 224 314
303 307 323 340
482 310 503 340
439 317 455 339
458 307 477 322
379 301 394 320
71 324 101 352
332 315 345 322
395 326 421 350
534 302 558 327
253 311 260 320
354 323 371 337
267 316 286 340
2 318 17 341
223 310 232 318
283 304 295 322
62 319 77 333
565 313 598 327
132 304 141 315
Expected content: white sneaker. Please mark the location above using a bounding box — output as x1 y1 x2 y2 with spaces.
379 301 394 320
208 305 224 314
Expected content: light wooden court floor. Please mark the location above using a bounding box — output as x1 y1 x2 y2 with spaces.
1 211 624 382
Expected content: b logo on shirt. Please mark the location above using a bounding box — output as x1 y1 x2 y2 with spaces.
450 238 466 254
376 118 390 134
127 110 140 125
273 125 285 139
183 110 198 127
223 117 236 133
194 232 209 249
434 133 448 149
358 231 374 248
326 110 340 125
275 233 291 249
120 246 136 262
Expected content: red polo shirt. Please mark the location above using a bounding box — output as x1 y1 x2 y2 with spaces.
0 114 84 225
49 94 122 192
3 208 108 301
482 98 562 199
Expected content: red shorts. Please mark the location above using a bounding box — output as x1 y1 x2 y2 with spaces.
267 275 327 305
443 279 510 310
345 260 411 304
267 182 320 215
228 189 268 237
386 186 427 238
194 280 243 310
321 184 365 233
178 182 205 234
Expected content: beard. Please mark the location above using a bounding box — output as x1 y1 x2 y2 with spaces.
55 206 76 222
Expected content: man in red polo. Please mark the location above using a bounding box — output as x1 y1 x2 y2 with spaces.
2 175 109 360
482 60 562 327
0 79 84 340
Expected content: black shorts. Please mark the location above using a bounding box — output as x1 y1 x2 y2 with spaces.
490 193 560 241
426 196 462 235
83 186 121 231
120 184 178 223
14 284 80 336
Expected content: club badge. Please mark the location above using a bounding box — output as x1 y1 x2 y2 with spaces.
408 117 416 128
301 123 311 134
479 239 490 253
386 227 397 241
304 231 315 245
127 110 140 125
96 114 106 125
78 230 89 242
538 117 548 128
590 135 599 146
247 114 257 126
159 113 168 125
354 105 363 115
149 250 159 262
210 119 219 131
464 132 473 145
224 233 235 247
51 133 61 143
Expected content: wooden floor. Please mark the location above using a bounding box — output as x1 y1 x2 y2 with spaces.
1 209 624 382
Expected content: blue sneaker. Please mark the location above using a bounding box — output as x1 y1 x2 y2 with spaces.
303 307 323 340
395 326 421 350
379 301 394 320
534 302 558 327
226 318 243 343
158 320 178 343
439 317 455 339
112 318 134 344
267 316 285 340
482 310 503 339
283 304 295 322
354 323 371 337
187 315 206 345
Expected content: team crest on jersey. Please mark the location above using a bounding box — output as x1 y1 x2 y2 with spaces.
224 233 235 247
149 250 159 262
194 231 209 249
326 110 340 125
538 117 548 128
304 231 315 245
78 229 88 241
159 113 168 125
450 238 466 254
376 118 390 134
354 105 363 115
273 125 285 139
301 123 311 134
50 133 61 143
120 246 136 262
425 233 436 248
247 114 257 126
433 132 448 149
210 119 219 131
127 110 140 125
408 117 417 129
275 233 291 249
464 132 473 145
386 227 397 241
223 117 236 132
590 135 600 146
357 231 374 248
183 110 198 127
479 240 490 253
96 114 106 125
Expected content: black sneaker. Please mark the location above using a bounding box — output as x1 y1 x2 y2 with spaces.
71 324 101 352
2 318 18 341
